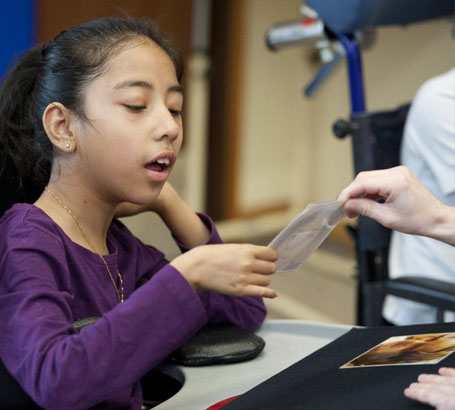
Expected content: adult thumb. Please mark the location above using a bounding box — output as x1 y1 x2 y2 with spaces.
345 198 385 224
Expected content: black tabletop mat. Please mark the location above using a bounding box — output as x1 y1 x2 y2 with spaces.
222 322 455 410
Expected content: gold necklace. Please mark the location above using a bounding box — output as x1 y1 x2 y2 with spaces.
45 186 124 303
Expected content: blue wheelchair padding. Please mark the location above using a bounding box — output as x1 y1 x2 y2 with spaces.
0 0 36 78
307 0 454 34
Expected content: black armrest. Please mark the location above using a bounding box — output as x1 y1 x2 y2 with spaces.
385 277 455 312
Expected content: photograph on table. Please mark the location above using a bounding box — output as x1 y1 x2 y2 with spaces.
341 333 455 368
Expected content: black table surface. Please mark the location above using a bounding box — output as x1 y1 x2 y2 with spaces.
222 322 455 410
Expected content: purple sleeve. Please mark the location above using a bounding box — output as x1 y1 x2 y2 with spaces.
173 213 267 331
171 212 224 251
0 229 207 409
197 292 266 331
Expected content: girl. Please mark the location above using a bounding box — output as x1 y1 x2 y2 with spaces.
0 17 278 409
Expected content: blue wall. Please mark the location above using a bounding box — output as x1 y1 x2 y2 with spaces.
0 0 36 78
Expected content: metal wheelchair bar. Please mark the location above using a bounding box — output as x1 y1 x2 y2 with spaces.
336 33 366 114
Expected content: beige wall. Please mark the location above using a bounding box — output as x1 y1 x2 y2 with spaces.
239 0 314 213
237 0 454 211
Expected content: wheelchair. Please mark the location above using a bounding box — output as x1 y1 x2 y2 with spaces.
266 0 455 326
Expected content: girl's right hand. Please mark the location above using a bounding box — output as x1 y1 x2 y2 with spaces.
170 244 278 298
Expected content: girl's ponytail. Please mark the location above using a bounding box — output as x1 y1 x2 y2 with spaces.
0 46 49 217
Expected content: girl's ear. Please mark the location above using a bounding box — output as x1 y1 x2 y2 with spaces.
42 102 76 153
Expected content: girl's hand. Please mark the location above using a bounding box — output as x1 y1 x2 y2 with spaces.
116 182 209 249
146 182 178 215
114 182 176 218
171 244 279 298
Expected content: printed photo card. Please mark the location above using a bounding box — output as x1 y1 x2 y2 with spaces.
269 200 345 272
341 333 455 368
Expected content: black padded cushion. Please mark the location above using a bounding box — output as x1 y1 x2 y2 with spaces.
168 324 265 366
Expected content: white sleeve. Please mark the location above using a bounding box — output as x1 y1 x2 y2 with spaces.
401 68 455 197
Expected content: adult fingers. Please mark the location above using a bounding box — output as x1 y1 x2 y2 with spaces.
404 382 455 409
439 367 455 376
338 167 408 202
342 198 386 221
404 384 436 407
418 374 455 385
337 171 386 202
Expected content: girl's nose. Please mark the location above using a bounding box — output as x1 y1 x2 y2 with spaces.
154 106 180 141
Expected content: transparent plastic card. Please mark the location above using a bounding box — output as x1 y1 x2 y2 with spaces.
268 200 345 272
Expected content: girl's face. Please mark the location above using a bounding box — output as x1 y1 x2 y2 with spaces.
72 39 183 206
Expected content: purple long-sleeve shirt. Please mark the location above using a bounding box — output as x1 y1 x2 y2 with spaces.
0 204 266 410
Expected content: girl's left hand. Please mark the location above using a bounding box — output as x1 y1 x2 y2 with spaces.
115 182 176 218
116 182 209 248
146 182 177 215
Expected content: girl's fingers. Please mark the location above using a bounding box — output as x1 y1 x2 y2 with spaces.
252 260 277 275
243 284 277 299
250 245 278 262
246 273 272 287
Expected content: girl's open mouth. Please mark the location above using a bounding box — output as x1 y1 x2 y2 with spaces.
145 156 173 182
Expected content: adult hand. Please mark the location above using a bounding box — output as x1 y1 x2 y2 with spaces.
337 166 455 245
171 244 278 298
404 367 455 410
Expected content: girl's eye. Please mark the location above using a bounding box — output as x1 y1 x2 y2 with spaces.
124 105 146 112
170 109 182 117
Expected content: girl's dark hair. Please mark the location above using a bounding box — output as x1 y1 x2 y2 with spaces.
0 17 183 216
